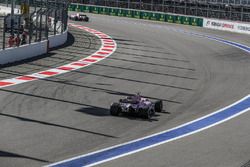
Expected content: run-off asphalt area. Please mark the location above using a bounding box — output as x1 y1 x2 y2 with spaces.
0 13 249 167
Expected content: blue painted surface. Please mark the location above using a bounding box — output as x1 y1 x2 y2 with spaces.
185 31 250 53
51 96 250 167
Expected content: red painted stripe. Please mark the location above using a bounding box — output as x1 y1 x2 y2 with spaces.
91 55 105 59
71 62 88 66
83 59 97 62
0 81 14 86
39 71 59 76
17 76 37 81
57 67 75 71
97 52 110 55
104 41 114 43
103 45 115 48
102 48 113 52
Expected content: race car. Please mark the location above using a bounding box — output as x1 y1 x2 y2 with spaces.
110 93 163 119
69 13 89 22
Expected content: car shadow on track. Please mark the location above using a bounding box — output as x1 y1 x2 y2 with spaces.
76 106 161 122
76 106 110 117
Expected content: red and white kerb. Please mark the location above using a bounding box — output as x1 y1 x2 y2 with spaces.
0 24 117 88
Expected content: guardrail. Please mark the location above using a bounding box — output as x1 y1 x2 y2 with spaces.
69 4 203 27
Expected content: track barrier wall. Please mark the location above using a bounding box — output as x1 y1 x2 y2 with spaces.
69 3 250 34
0 40 47 65
69 4 204 27
0 6 20 15
0 29 68 65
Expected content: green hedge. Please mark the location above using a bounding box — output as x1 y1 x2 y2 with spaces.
69 4 203 27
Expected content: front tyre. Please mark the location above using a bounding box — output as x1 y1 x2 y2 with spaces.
155 100 163 112
110 103 121 116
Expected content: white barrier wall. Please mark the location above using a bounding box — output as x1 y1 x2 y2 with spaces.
48 29 68 48
203 18 250 35
0 6 20 15
0 30 68 65
0 41 47 65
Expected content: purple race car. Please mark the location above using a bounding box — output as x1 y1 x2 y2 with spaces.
110 93 163 119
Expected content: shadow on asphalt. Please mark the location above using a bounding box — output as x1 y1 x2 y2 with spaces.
117 46 176 55
108 57 195 71
76 70 193 92
0 150 49 163
112 38 140 43
116 41 163 49
0 68 183 104
115 50 187 62
76 106 160 122
94 63 197 80
76 106 110 117
0 89 120 138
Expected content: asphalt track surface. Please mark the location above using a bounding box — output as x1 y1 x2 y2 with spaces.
0 13 249 167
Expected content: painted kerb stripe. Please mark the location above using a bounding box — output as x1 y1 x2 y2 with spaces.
0 24 117 89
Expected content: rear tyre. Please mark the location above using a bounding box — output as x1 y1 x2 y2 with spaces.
141 108 151 119
146 109 152 119
155 100 163 112
110 103 121 116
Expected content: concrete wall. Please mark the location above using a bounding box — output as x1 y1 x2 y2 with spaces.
0 30 68 65
0 41 47 65
48 28 68 48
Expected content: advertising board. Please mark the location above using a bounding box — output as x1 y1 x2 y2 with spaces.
203 18 250 34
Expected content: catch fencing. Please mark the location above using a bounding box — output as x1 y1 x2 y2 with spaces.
0 0 70 50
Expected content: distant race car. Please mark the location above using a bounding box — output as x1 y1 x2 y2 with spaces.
110 93 163 119
69 13 89 22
